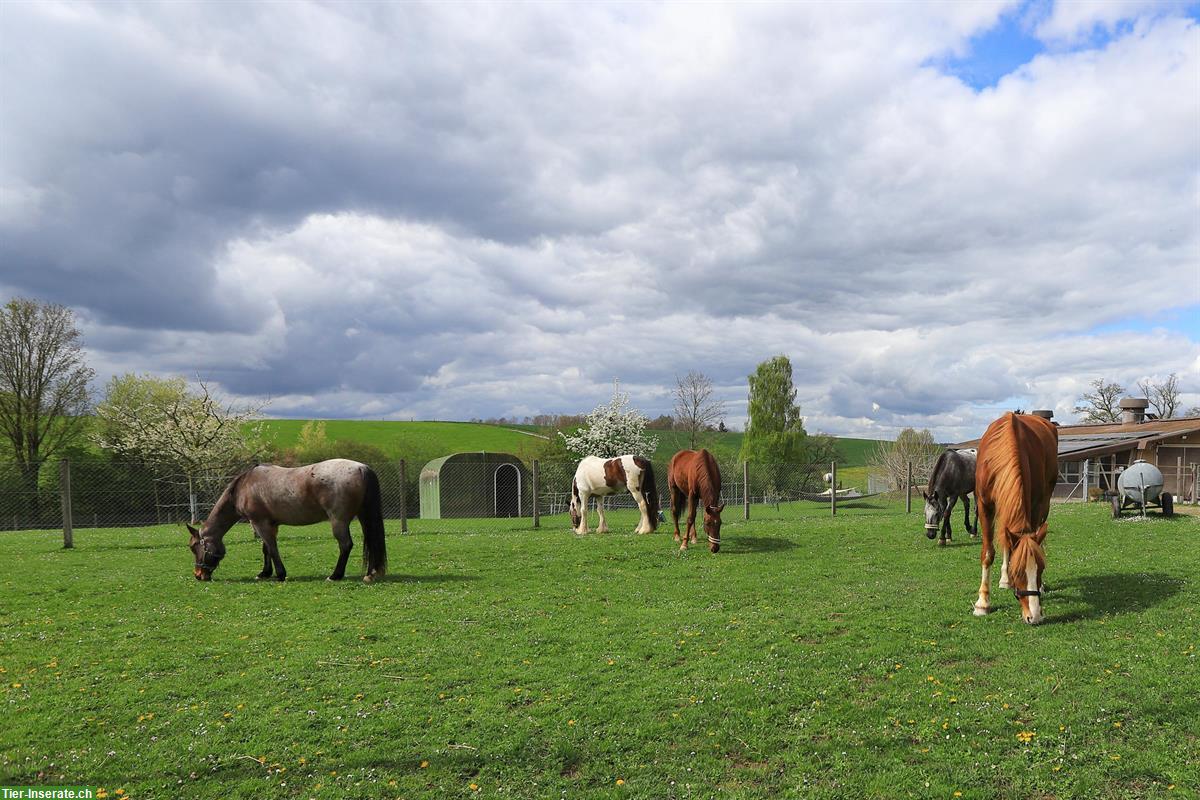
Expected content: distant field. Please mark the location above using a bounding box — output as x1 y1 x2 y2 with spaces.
258 420 884 469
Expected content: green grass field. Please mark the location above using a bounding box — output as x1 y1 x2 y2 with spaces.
3 502 1195 799
257 419 883 469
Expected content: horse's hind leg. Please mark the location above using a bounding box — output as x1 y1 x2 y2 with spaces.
963 495 976 537
685 494 698 548
941 497 957 545
670 482 685 542
328 520 353 581
597 497 609 534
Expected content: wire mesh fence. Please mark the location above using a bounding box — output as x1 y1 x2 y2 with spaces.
0 455 899 537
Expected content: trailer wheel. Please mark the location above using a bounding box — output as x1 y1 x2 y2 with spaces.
1162 492 1174 517
1111 494 1121 519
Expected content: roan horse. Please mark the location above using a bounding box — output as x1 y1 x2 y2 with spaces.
187 459 387 583
569 455 660 535
668 449 725 552
972 413 1058 624
921 449 977 545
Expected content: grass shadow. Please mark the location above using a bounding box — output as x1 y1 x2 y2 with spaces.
219 573 479 584
1047 571 1184 624
723 535 797 555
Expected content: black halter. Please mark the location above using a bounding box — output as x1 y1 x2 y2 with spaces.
195 541 223 572
1013 588 1041 599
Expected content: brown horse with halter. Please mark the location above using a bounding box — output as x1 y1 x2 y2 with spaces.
668 449 725 552
187 458 387 583
972 413 1058 624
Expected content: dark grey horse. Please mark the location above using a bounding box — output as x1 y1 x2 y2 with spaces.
920 449 976 546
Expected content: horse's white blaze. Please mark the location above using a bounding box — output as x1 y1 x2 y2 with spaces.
1023 560 1043 624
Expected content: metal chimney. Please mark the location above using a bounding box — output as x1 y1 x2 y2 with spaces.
1119 397 1149 424
1031 409 1054 420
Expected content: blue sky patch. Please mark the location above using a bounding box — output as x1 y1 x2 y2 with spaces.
1087 304 1200 340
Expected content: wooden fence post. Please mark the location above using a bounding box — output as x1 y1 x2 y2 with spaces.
60 459 73 549
399 459 408 534
743 461 750 521
831 461 837 517
905 461 913 514
532 460 540 529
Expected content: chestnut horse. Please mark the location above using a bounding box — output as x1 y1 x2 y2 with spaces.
972 413 1058 624
569 455 660 535
187 459 387 583
668 449 725 553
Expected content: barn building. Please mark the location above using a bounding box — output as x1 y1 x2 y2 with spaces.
956 400 1200 501
418 452 532 519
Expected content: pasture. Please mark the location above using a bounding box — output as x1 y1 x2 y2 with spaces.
1 501 1196 799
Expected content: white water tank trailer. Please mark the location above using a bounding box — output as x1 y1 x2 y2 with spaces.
1111 460 1174 517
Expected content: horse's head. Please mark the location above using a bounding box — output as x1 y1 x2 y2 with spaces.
704 503 725 553
187 523 224 581
920 489 944 538
1008 524 1047 625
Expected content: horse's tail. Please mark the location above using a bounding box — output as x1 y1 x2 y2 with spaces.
636 457 660 531
359 466 388 578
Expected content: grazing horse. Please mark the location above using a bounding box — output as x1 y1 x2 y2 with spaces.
921 449 977 545
187 459 387 583
668 449 725 553
569 455 660 535
972 413 1058 624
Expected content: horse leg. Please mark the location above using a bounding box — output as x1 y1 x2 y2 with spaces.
597 496 609 533
256 540 273 580
327 519 353 581
973 502 994 616
629 486 650 534
685 494 699 548
575 490 590 535
670 482 684 542
258 522 286 582
963 494 976 537
941 496 957 545
998 533 1011 589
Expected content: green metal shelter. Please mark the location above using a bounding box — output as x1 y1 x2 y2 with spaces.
419 452 532 519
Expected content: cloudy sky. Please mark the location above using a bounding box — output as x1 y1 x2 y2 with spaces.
2 1 1198 441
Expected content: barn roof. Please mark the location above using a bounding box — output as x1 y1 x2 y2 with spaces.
953 416 1200 461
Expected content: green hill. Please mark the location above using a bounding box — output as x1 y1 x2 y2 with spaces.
258 419 883 469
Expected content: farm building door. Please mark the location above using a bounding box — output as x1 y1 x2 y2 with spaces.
494 464 521 517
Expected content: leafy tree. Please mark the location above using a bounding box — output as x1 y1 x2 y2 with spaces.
739 355 807 464
0 298 94 511
1138 373 1181 419
559 385 658 458
673 371 726 449
869 428 942 490
94 374 267 521
1073 378 1125 423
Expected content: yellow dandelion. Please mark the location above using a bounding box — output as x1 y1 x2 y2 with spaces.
954 793 962 798
223 712 232 718
420 761 429 768
10 683 21 688
1113 722 1122 728
470 782 479 791
1111 755 1121 761
568 720 575 726
617 778 626 786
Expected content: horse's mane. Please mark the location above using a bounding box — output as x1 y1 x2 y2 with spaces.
214 466 256 515
927 450 952 491
979 414 1035 542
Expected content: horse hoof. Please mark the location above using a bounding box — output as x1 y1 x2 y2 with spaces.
938 540 946 547
256 574 272 581
327 575 344 582
973 604 989 617
362 574 376 584
275 575 287 583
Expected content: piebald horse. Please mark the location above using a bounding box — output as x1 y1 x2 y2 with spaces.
187 459 387 583
569 455 660 535
972 413 1058 624
921 449 977 545
668 449 725 552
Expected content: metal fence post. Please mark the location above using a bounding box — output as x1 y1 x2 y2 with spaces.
59 459 73 548
831 461 837 517
532 460 540 529
743 461 750 521
399 459 408 533
905 461 913 513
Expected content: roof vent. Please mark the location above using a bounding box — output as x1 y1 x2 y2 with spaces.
1031 409 1054 420
1119 397 1149 425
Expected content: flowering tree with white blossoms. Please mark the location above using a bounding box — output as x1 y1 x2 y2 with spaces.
559 386 658 458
